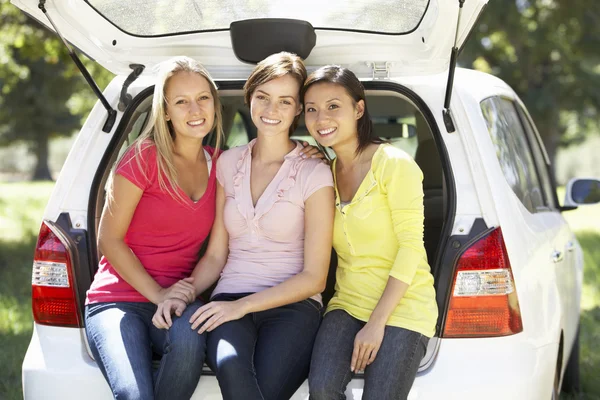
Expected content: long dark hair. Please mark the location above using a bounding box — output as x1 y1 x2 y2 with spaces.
301 65 384 155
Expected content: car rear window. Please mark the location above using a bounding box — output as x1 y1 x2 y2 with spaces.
86 0 430 37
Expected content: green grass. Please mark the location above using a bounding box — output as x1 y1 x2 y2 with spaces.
0 182 54 400
0 182 598 399
572 228 600 399
556 186 600 399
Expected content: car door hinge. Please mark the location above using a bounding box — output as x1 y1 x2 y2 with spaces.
366 62 392 79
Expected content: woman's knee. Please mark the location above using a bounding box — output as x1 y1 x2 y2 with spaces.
167 300 207 355
309 372 346 400
167 321 207 359
112 384 153 400
210 340 254 378
206 317 256 370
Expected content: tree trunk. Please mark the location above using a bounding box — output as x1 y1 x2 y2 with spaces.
31 136 53 181
535 115 559 176
544 129 559 175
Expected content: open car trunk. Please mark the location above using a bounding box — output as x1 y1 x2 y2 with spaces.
86 79 452 374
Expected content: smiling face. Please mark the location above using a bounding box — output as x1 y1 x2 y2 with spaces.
249 74 302 138
164 71 215 141
304 82 364 148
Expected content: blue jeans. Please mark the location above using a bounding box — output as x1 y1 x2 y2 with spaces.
85 300 207 400
309 309 428 400
206 293 322 400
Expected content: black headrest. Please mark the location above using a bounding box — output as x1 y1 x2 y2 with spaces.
230 19 316 64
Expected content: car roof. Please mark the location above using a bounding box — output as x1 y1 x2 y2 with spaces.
454 68 516 104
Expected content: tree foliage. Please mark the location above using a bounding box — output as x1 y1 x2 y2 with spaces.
461 0 600 166
0 0 113 180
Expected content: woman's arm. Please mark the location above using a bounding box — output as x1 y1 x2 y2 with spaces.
153 183 230 329
188 183 230 296
351 277 409 372
98 174 195 304
351 155 427 371
236 185 334 311
190 185 335 333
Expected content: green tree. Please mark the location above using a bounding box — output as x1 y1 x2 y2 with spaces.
0 0 112 180
461 0 600 168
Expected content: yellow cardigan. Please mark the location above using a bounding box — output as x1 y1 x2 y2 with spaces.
327 144 438 337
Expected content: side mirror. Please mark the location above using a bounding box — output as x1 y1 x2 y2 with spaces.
564 178 600 207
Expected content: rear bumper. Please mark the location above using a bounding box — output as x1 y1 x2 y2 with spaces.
407 335 558 400
23 326 557 400
22 325 112 399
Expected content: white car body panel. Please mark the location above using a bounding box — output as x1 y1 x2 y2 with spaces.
23 326 557 400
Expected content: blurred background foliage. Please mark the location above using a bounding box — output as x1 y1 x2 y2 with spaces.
461 0 600 181
0 0 113 180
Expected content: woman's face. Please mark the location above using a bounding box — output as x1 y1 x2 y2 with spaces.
164 71 215 141
249 74 302 138
304 82 364 148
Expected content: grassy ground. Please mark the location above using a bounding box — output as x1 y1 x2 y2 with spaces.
0 182 54 400
0 182 599 399
573 230 600 399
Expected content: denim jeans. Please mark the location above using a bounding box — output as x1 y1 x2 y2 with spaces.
309 309 428 400
206 293 322 400
85 300 207 400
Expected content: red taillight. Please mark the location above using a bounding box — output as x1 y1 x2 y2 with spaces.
32 221 81 327
442 228 523 338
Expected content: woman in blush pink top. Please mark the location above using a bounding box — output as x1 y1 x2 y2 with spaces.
153 52 335 400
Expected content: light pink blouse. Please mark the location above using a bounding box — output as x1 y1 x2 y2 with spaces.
213 139 333 304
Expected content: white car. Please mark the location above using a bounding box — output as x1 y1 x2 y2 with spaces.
14 0 600 399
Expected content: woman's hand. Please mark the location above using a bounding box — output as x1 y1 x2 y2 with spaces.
152 298 188 329
299 141 328 162
157 277 196 304
189 300 249 334
351 321 386 372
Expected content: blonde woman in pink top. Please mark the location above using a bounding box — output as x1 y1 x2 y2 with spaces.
152 52 335 400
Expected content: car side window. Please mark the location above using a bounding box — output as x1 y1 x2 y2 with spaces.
481 97 546 213
115 95 153 161
514 104 557 210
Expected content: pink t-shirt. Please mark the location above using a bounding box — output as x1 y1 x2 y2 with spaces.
86 143 217 304
212 139 333 304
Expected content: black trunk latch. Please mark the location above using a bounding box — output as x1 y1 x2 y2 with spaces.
118 64 145 112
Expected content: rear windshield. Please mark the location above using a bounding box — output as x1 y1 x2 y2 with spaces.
86 0 430 37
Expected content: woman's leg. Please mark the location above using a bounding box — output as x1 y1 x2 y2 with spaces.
308 309 363 400
206 313 262 400
85 302 156 400
253 299 322 400
362 327 428 400
152 299 207 400
204 294 265 400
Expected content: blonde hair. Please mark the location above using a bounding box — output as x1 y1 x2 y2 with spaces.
113 57 223 203
244 52 306 135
